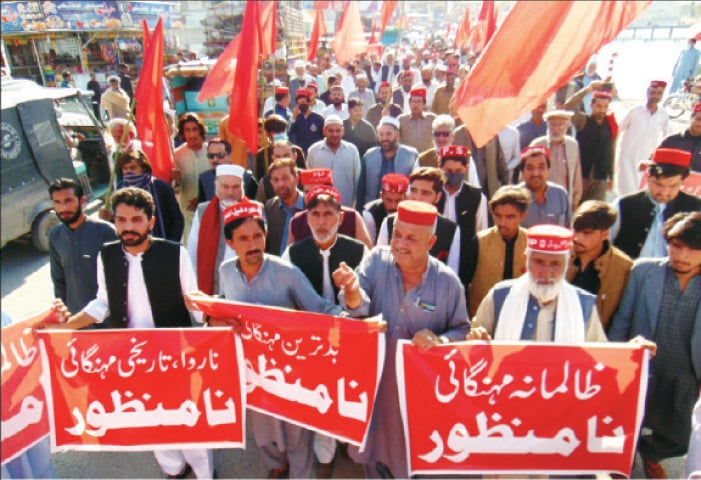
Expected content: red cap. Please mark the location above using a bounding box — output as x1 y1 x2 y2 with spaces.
402 69 414 78
521 145 550 160
396 200 438 226
652 148 692 168
299 168 333 186
694 102 701 113
378 81 391 89
381 173 409 193
308 81 318 91
592 90 612 100
296 88 311 100
649 80 667 88
305 185 341 205
438 145 470 159
526 225 573 253
410 87 427 98
223 198 263 225
275 86 290 95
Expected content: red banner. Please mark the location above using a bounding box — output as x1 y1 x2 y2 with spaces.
38 328 245 451
1 310 60 465
191 297 384 447
398 342 648 476
639 170 701 197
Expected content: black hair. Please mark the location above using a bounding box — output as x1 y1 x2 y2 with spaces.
572 200 617 231
663 211 701 249
111 187 155 219
224 216 266 241
49 177 84 199
648 163 690 180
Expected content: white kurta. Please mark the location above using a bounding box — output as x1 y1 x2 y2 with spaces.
615 105 670 196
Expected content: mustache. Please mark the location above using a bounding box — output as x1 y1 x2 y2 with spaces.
245 249 262 256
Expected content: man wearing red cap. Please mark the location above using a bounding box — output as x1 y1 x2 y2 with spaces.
398 86 436 154
366 81 402 128
431 67 457 115
392 69 415 112
334 200 469 479
611 148 701 259
264 86 292 122
289 88 325 156
609 211 701 478
519 146 572 228
214 198 345 479
659 101 701 172
615 80 671 196
469 224 606 343
565 80 617 202
453 123 509 199
362 173 409 244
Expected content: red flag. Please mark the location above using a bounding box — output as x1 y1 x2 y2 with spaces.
396 14 409 30
332 1 366 66
378 0 398 37
228 2 264 154
455 0 651 148
368 22 377 45
258 1 277 57
134 18 172 181
453 6 471 49
307 6 325 62
469 0 498 54
446 22 451 39
141 19 150 52
198 34 241 102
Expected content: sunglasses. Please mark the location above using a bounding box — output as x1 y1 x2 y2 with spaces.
433 131 451 137
206 152 227 159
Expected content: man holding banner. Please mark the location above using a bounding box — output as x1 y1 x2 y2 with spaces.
334 200 469 478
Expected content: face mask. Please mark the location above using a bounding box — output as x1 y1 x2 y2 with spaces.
298 104 310 113
445 171 465 188
273 133 288 142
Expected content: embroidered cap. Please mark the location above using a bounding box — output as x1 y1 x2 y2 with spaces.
592 90 612 100
223 198 263 225
438 145 470 159
410 87 427 98
543 109 574 121
216 164 244 178
649 80 667 88
378 81 391 89
275 86 289 95
381 173 409 194
396 200 438 226
526 225 573 253
299 168 333 187
651 148 692 168
305 185 342 205
296 88 311 100
521 145 551 160
308 81 319 91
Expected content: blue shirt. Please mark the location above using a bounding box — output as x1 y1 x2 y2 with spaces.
517 120 548 151
520 181 572 228
288 111 325 155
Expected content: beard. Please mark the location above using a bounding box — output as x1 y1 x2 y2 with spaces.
527 272 564 303
311 223 339 246
57 206 82 225
119 230 149 247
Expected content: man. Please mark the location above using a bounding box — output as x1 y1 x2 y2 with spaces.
531 109 583 209
306 115 361 208
517 103 547 151
567 201 633 331
320 85 349 120
392 70 414 113
343 98 377 159
256 140 302 203
319 75 338 105
306 81 326 114
565 82 616 202
362 173 409 244
365 81 402 128
254 115 306 181
462 185 531 318
615 80 671 196
519 146 572 228
380 52 400 85
671 38 701 93
573 58 602 114
366 58 382 92
198 138 257 202
348 73 376 116
499 124 522 182
611 148 701 259
117 63 134 100
415 64 438 110
49 178 117 316
453 124 509 198
377 168 461 274
264 86 292 121
289 88 325 156
609 212 701 479
100 75 130 120
470 224 607 343
289 59 312 108
86 71 102 119
308 63 327 96
188 164 247 295
356 116 418 207
173 113 210 243
214 198 343 479
264 158 305 255
398 87 436 154
418 115 481 186
659 102 701 172
54 187 213 479
334 200 469 479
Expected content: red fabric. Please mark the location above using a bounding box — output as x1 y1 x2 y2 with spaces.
332 1 366 66
134 18 172 181
258 1 277 57
197 195 220 295
368 23 377 45
652 148 692 168
397 200 437 226
141 19 150 51
607 112 618 141
307 6 325 62
454 1 651 148
468 1 498 54
379 1 397 37
526 224 573 252
453 6 471 49
198 34 241 102
396 14 409 30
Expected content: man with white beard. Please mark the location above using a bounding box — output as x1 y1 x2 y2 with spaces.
468 224 607 343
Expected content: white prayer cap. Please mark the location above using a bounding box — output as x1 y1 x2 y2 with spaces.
107 74 120 83
294 59 306 69
216 164 244 178
543 109 574 121
379 115 400 130
324 115 343 127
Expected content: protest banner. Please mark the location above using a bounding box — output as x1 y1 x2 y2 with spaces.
190 297 384 447
38 328 245 451
1 309 60 464
397 342 648 476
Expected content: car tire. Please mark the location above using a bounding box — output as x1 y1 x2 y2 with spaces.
31 210 59 253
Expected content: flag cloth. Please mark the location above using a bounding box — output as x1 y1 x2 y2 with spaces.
198 34 241 102
228 1 264 154
333 1 366 66
453 6 471 49
454 0 651 148
378 1 397 37
134 18 171 181
469 0 497 54
141 19 150 52
369 22 377 45
258 1 277 58
307 5 325 62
